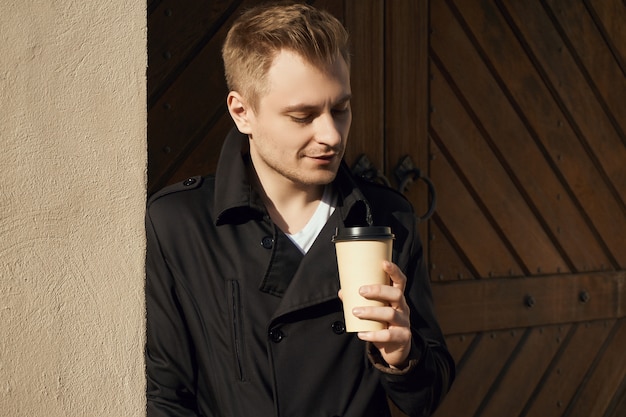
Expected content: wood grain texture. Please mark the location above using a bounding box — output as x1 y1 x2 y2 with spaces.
148 1 626 416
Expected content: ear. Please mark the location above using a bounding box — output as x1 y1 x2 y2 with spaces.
227 92 253 134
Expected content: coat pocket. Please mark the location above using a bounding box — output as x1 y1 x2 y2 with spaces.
226 279 246 382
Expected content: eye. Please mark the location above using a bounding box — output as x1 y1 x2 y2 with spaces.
290 114 314 124
332 105 350 117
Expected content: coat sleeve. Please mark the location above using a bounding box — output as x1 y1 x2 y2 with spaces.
145 207 200 417
369 214 455 417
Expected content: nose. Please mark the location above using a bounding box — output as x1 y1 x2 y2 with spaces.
315 112 348 148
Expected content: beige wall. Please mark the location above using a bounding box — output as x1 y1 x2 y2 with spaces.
0 1 146 416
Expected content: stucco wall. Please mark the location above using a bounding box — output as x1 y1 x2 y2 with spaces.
0 1 146 416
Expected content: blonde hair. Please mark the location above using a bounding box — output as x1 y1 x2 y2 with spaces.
222 2 350 110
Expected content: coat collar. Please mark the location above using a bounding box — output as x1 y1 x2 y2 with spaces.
214 128 266 225
214 127 373 227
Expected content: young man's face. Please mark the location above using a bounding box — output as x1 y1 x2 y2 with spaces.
238 49 352 189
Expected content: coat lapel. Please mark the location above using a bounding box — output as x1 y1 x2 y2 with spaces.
268 163 373 321
271 213 343 320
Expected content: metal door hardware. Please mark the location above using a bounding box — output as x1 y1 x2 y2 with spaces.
393 155 436 221
351 154 391 187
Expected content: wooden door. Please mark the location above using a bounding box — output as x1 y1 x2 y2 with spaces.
147 1 626 416
428 1 626 416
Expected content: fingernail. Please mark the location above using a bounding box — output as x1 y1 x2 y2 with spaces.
359 286 370 295
352 307 363 316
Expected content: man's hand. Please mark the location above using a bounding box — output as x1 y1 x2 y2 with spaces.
339 261 412 368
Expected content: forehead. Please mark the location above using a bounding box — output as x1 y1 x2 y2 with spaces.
262 49 351 104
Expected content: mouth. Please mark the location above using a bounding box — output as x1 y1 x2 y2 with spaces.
309 153 337 160
306 154 339 165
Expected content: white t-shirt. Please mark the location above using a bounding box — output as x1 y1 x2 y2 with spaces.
286 185 337 254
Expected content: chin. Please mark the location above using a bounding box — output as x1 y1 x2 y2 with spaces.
309 171 338 186
288 163 340 186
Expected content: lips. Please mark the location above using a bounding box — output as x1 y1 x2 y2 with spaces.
305 149 341 159
301 147 343 163
305 154 339 166
309 154 336 160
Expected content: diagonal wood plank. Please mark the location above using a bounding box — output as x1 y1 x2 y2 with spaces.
432 329 523 417
542 0 626 204
429 138 523 278
480 325 571 417
429 220 477 281
445 333 477 366
523 320 614 417
584 0 626 76
148 0 239 103
567 318 626 417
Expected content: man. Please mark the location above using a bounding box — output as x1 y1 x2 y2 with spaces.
145 3 454 417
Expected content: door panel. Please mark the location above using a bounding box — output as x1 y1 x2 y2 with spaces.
428 1 626 416
147 1 626 416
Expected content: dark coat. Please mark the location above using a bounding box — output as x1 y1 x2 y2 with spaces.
145 129 454 417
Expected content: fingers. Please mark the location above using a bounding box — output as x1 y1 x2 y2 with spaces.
383 260 406 290
338 261 405 302
352 304 410 328
359 267 408 311
349 261 412 368
352 262 410 333
358 283 404 307
338 261 410 327
357 326 412 368
357 261 406 305
344 261 409 319
356 325 412 344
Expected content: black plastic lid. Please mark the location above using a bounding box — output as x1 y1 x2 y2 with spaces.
331 226 395 242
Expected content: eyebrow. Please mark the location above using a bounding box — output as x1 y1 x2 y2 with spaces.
282 93 352 113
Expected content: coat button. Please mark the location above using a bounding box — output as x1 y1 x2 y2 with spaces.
182 178 196 186
331 321 346 334
269 328 284 343
261 236 274 249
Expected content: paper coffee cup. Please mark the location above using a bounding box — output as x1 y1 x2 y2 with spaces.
332 226 395 332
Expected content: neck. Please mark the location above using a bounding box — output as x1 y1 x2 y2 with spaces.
250 167 326 235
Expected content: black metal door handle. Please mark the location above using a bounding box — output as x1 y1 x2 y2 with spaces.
394 155 436 221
